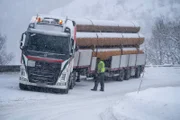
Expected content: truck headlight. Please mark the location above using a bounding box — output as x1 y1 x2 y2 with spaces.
28 60 35 67
20 65 28 81
20 67 27 78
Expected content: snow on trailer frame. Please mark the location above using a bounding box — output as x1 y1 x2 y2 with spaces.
74 18 140 33
74 48 145 66
92 48 144 60
73 47 146 80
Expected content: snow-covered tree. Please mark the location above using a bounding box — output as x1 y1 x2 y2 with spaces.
146 17 180 65
0 34 14 65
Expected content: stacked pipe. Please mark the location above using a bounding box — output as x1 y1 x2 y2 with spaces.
92 48 144 60
74 18 145 60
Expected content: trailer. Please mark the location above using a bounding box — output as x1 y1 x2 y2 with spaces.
19 15 145 93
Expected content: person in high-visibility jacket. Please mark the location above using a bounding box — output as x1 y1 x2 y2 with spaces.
91 58 105 91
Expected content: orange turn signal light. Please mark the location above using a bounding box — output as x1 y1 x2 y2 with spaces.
36 17 42 22
59 20 63 24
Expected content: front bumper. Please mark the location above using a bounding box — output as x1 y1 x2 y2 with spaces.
19 76 67 89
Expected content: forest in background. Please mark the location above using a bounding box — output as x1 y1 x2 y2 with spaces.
145 16 180 65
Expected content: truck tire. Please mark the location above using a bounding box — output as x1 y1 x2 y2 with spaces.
117 69 124 81
62 78 70 94
124 69 131 80
135 66 141 78
53 88 61 93
53 88 69 94
63 88 69 94
19 83 28 90
69 72 76 89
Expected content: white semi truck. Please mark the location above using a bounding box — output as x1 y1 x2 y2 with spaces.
19 15 146 93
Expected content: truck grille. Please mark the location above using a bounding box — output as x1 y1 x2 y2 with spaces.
28 61 61 85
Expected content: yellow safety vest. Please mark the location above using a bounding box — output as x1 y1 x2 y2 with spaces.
98 61 105 73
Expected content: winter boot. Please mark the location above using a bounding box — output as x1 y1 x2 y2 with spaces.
91 88 97 91
100 89 104 92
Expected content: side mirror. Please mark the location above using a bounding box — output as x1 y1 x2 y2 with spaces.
75 45 79 51
71 38 74 46
69 49 73 57
69 48 74 57
20 42 23 49
71 38 75 53
20 33 26 50
65 27 71 34
71 48 74 53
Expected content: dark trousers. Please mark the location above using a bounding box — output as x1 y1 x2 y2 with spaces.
93 73 105 90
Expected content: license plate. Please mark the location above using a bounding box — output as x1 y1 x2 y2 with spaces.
36 82 47 87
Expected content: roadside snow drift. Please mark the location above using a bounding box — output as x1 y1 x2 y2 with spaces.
102 87 180 120
0 67 180 120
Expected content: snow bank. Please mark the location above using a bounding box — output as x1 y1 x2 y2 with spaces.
101 87 180 120
146 64 180 67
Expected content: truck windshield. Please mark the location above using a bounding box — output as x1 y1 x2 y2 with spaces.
26 33 69 55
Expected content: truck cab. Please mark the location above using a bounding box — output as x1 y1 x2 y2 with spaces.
19 15 76 93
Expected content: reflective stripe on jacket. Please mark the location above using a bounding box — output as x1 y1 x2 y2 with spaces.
98 60 105 73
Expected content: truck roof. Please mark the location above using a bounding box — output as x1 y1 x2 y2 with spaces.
30 15 66 23
28 15 69 37
27 29 69 37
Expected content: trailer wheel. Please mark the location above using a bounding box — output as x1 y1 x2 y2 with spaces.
124 69 131 80
19 83 28 90
135 66 141 78
117 70 124 81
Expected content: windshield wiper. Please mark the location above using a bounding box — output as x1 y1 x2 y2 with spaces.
27 50 66 55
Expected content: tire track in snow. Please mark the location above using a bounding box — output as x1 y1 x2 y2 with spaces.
1 67 180 120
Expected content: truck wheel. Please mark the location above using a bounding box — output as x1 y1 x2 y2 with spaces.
61 86 69 94
53 88 61 93
117 70 124 81
124 69 130 80
135 67 141 78
61 78 70 94
63 88 69 94
19 83 28 90
69 72 76 89
53 88 69 94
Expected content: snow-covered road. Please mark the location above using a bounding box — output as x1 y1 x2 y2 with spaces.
0 67 180 120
